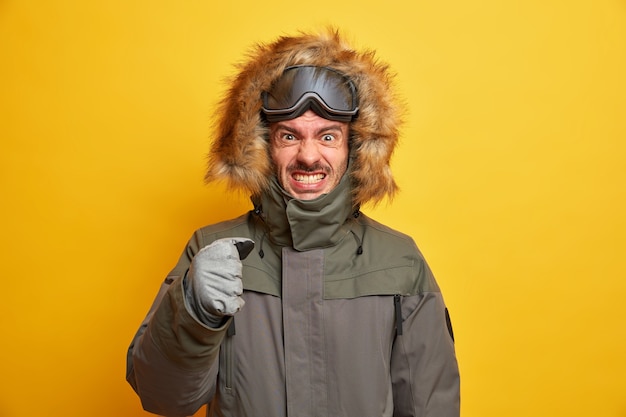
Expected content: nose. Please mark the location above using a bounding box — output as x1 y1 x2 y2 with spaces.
296 139 321 166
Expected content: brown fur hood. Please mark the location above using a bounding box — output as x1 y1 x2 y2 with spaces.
206 28 403 206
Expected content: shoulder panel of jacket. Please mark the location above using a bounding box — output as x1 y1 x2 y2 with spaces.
323 214 440 299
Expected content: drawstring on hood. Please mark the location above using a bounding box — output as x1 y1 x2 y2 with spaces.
350 208 364 255
349 229 364 255
204 28 404 207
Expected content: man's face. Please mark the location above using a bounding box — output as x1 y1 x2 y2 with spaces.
269 110 350 200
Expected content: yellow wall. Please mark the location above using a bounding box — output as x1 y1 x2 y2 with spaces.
1 1 625 416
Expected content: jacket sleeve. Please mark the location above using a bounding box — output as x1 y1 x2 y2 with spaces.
126 232 230 417
390 289 460 417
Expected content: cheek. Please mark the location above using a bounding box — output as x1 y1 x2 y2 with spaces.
325 148 350 171
270 148 290 171
269 146 281 164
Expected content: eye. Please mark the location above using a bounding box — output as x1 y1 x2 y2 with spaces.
283 133 296 141
321 134 335 142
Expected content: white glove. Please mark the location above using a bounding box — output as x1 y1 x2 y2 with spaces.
185 237 254 326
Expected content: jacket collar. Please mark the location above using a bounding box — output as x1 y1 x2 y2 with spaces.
254 174 355 251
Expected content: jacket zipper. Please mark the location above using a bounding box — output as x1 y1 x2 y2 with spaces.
224 319 236 391
394 294 403 336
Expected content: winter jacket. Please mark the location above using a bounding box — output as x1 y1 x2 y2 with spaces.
126 175 460 417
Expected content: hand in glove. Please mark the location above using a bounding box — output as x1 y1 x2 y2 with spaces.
185 237 254 327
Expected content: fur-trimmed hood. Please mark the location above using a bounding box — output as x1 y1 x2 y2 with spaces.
205 28 403 206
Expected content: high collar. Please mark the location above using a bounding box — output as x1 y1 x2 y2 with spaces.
253 174 355 251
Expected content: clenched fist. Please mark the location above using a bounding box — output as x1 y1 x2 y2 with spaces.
184 237 254 326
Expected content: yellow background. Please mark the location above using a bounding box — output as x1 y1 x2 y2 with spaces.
1 1 625 416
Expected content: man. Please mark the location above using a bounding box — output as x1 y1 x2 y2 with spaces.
126 29 460 417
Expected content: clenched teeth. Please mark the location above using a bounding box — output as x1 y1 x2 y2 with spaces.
293 173 325 184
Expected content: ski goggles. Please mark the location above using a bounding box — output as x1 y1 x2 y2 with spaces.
261 65 359 122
